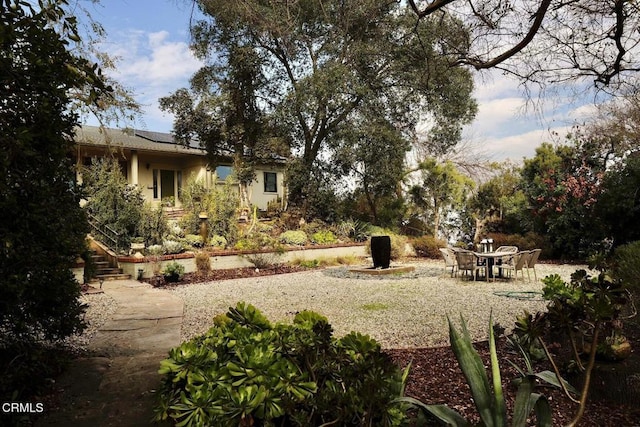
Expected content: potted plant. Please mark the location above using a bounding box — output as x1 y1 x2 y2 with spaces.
163 261 185 283
130 236 145 252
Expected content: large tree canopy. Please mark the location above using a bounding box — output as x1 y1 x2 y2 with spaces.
1 0 108 340
168 0 477 214
408 0 640 92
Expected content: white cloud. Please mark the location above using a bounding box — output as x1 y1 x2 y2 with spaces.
97 29 203 131
109 30 202 84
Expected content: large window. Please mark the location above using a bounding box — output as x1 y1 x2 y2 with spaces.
264 172 277 193
215 165 233 180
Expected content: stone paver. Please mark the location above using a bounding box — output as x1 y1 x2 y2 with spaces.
37 280 183 427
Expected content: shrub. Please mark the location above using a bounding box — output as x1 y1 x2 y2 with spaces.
179 176 239 243
411 235 447 258
244 252 283 269
162 240 184 255
155 303 408 426
83 157 145 250
613 240 640 290
147 244 163 256
162 261 185 282
136 203 169 246
486 232 552 258
311 230 338 245
235 232 279 251
279 230 308 246
209 234 227 249
184 234 204 248
336 219 370 242
301 219 327 235
169 224 184 238
194 251 211 275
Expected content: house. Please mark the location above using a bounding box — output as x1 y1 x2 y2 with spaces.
74 125 286 210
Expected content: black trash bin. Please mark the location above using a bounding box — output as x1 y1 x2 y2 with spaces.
371 236 391 269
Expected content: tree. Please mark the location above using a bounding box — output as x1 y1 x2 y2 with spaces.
521 142 605 259
332 114 411 226
83 157 145 250
408 158 474 238
179 0 476 216
598 152 640 247
160 42 283 213
408 0 640 92
466 163 530 239
1 0 109 340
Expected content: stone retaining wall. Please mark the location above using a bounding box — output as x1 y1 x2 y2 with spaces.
118 244 367 279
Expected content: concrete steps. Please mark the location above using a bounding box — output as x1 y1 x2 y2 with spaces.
163 207 185 220
90 252 131 282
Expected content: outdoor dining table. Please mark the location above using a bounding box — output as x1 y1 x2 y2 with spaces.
472 251 514 280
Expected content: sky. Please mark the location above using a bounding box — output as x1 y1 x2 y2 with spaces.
80 0 598 163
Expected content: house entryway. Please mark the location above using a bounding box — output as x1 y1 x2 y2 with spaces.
160 169 174 200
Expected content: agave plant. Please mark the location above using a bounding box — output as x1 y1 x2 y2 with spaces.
399 315 552 427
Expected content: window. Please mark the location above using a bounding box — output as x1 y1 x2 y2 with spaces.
152 169 158 199
215 165 233 180
264 172 277 193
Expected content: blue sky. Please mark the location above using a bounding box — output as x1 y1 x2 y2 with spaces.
80 0 597 163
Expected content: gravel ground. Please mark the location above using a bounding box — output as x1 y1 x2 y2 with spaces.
65 292 118 350
169 259 584 348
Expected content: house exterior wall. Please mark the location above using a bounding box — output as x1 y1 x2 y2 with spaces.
75 129 285 210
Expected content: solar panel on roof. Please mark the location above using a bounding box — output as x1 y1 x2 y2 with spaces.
134 129 174 143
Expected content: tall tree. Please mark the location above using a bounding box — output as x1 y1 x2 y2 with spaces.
466 163 530 239
160 41 283 212
408 0 640 92
1 0 108 340
176 0 476 216
521 142 605 258
408 158 474 238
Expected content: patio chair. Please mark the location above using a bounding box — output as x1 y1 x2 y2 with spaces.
493 246 518 278
526 249 542 281
500 251 530 282
455 251 484 281
439 248 457 277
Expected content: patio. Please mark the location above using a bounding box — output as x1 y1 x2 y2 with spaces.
165 259 582 348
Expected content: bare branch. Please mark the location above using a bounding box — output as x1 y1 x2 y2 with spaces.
456 0 553 70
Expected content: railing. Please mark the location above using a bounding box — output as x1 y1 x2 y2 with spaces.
87 213 121 254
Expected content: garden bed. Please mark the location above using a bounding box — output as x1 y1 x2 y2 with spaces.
117 243 367 279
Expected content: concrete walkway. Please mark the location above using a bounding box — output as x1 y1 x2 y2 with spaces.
38 280 183 427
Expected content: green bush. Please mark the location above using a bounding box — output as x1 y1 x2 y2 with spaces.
235 232 279 251
486 232 552 259
279 230 308 246
184 234 204 248
209 234 227 249
613 240 640 290
136 203 169 246
244 252 283 269
336 219 370 242
147 244 163 256
83 157 144 250
311 230 338 245
179 176 239 243
155 303 407 426
162 261 185 282
411 235 447 258
162 240 184 255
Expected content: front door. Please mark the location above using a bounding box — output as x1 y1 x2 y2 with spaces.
160 169 175 201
